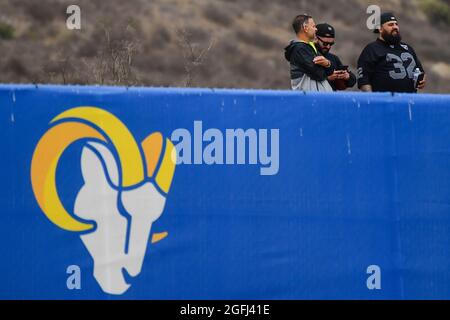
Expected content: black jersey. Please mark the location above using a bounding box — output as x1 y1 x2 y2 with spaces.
357 38 424 93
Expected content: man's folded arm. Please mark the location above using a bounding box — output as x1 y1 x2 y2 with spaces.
291 46 327 81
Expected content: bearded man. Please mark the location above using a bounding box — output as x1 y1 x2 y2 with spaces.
357 12 426 93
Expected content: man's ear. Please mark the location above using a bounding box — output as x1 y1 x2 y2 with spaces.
80 142 119 188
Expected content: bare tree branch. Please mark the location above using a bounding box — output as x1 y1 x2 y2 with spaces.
176 28 215 87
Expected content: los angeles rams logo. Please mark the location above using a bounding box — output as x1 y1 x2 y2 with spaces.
31 106 176 295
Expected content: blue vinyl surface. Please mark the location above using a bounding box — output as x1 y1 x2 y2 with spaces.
1 84 449 299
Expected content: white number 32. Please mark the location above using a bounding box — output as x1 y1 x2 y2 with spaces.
386 53 416 80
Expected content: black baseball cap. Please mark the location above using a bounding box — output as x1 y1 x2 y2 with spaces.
316 23 335 38
374 12 398 33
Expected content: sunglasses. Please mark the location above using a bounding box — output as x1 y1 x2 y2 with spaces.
317 37 335 47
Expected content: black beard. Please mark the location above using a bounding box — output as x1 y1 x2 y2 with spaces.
320 47 329 55
382 31 402 45
317 44 329 55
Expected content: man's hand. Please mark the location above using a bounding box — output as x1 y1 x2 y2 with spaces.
328 71 340 81
313 56 331 68
328 70 350 82
338 71 350 81
417 74 426 90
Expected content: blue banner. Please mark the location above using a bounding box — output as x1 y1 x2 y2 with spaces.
1 84 450 299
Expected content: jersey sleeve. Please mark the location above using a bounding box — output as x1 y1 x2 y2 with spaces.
357 45 377 88
409 46 425 73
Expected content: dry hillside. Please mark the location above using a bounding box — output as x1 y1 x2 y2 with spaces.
0 0 449 93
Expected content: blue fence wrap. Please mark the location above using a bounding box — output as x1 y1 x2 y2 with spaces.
1 84 450 299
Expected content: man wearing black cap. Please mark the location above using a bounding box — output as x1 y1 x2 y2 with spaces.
357 12 426 92
315 23 356 91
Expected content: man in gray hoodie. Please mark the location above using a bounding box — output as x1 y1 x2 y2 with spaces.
284 14 333 92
